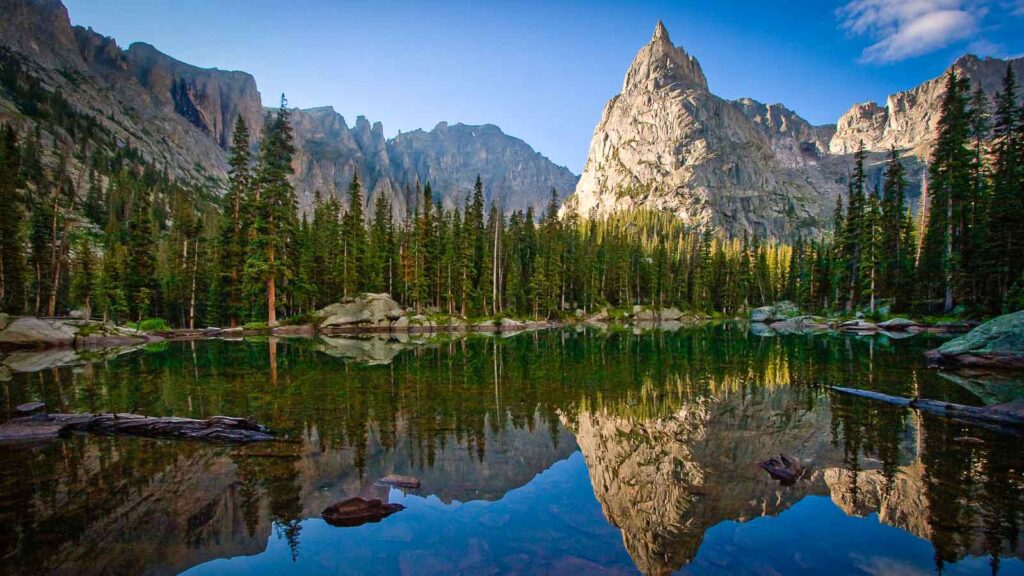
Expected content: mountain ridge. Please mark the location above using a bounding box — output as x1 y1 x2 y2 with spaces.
0 0 577 217
564 22 1023 238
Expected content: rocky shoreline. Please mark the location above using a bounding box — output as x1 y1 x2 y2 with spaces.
748 301 979 337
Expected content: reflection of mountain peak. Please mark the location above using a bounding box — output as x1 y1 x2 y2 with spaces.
567 388 839 574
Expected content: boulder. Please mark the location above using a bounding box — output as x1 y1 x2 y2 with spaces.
317 293 404 328
927 310 1024 369
878 318 916 331
16 401 45 413
391 316 410 330
321 497 404 528
750 306 775 323
635 309 657 321
497 318 527 331
0 317 77 347
839 320 879 332
660 307 683 321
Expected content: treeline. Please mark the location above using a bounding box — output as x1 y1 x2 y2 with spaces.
1 68 1022 328
785 67 1024 317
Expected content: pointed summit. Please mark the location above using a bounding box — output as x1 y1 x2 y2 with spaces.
652 20 670 43
622 21 707 93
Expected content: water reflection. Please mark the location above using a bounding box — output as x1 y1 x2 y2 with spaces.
0 325 1021 575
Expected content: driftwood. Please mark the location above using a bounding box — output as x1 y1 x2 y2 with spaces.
0 412 274 443
829 386 1024 434
759 454 806 484
321 497 404 527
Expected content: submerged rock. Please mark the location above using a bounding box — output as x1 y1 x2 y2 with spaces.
759 454 806 485
377 474 421 489
321 497 404 527
927 310 1024 369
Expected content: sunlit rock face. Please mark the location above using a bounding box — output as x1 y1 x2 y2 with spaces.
565 23 1023 239
830 55 1024 157
288 109 579 218
564 23 836 240
0 0 576 218
566 387 842 575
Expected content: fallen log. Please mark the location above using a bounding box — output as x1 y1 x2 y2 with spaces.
0 412 274 443
829 386 1024 434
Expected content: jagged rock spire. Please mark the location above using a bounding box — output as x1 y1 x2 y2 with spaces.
653 20 670 43
622 21 707 93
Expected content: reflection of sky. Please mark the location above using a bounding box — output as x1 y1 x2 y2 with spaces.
185 451 1024 576
683 496 1024 576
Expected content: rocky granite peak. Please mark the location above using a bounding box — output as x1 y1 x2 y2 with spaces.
830 55 1024 156
564 22 831 239
623 21 708 94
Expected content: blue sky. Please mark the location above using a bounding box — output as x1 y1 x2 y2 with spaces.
63 0 1024 173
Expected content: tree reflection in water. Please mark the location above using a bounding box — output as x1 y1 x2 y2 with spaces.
0 324 1020 575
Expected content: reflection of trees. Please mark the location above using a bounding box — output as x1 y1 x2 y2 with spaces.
3 326 1020 574
830 382 1024 569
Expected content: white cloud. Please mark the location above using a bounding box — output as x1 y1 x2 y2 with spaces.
838 0 985 63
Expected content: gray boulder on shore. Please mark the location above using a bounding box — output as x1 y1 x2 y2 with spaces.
927 310 1024 369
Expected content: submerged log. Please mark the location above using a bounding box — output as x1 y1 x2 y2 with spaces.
829 386 1024 434
321 497 404 527
0 412 274 443
759 453 806 484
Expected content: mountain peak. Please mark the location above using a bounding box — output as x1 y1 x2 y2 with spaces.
652 20 670 43
622 21 707 93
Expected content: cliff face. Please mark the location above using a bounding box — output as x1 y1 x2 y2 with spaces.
831 55 1024 157
0 0 239 183
563 23 836 239
565 23 1024 239
0 0 576 217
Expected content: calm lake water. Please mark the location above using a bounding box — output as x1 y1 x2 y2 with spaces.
1 324 1022 576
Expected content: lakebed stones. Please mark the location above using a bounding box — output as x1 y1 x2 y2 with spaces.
926 310 1024 369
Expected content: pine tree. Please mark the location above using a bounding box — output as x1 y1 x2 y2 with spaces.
127 184 156 322
844 142 867 312
248 95 297 326
920 71 971 313
69 235 96 319
0 125 27 313
342 172 367 296
986 66 1024 312
880 147 913 309
217 115 251 327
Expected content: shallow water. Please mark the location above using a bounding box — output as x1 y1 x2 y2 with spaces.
1 324 1022 575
